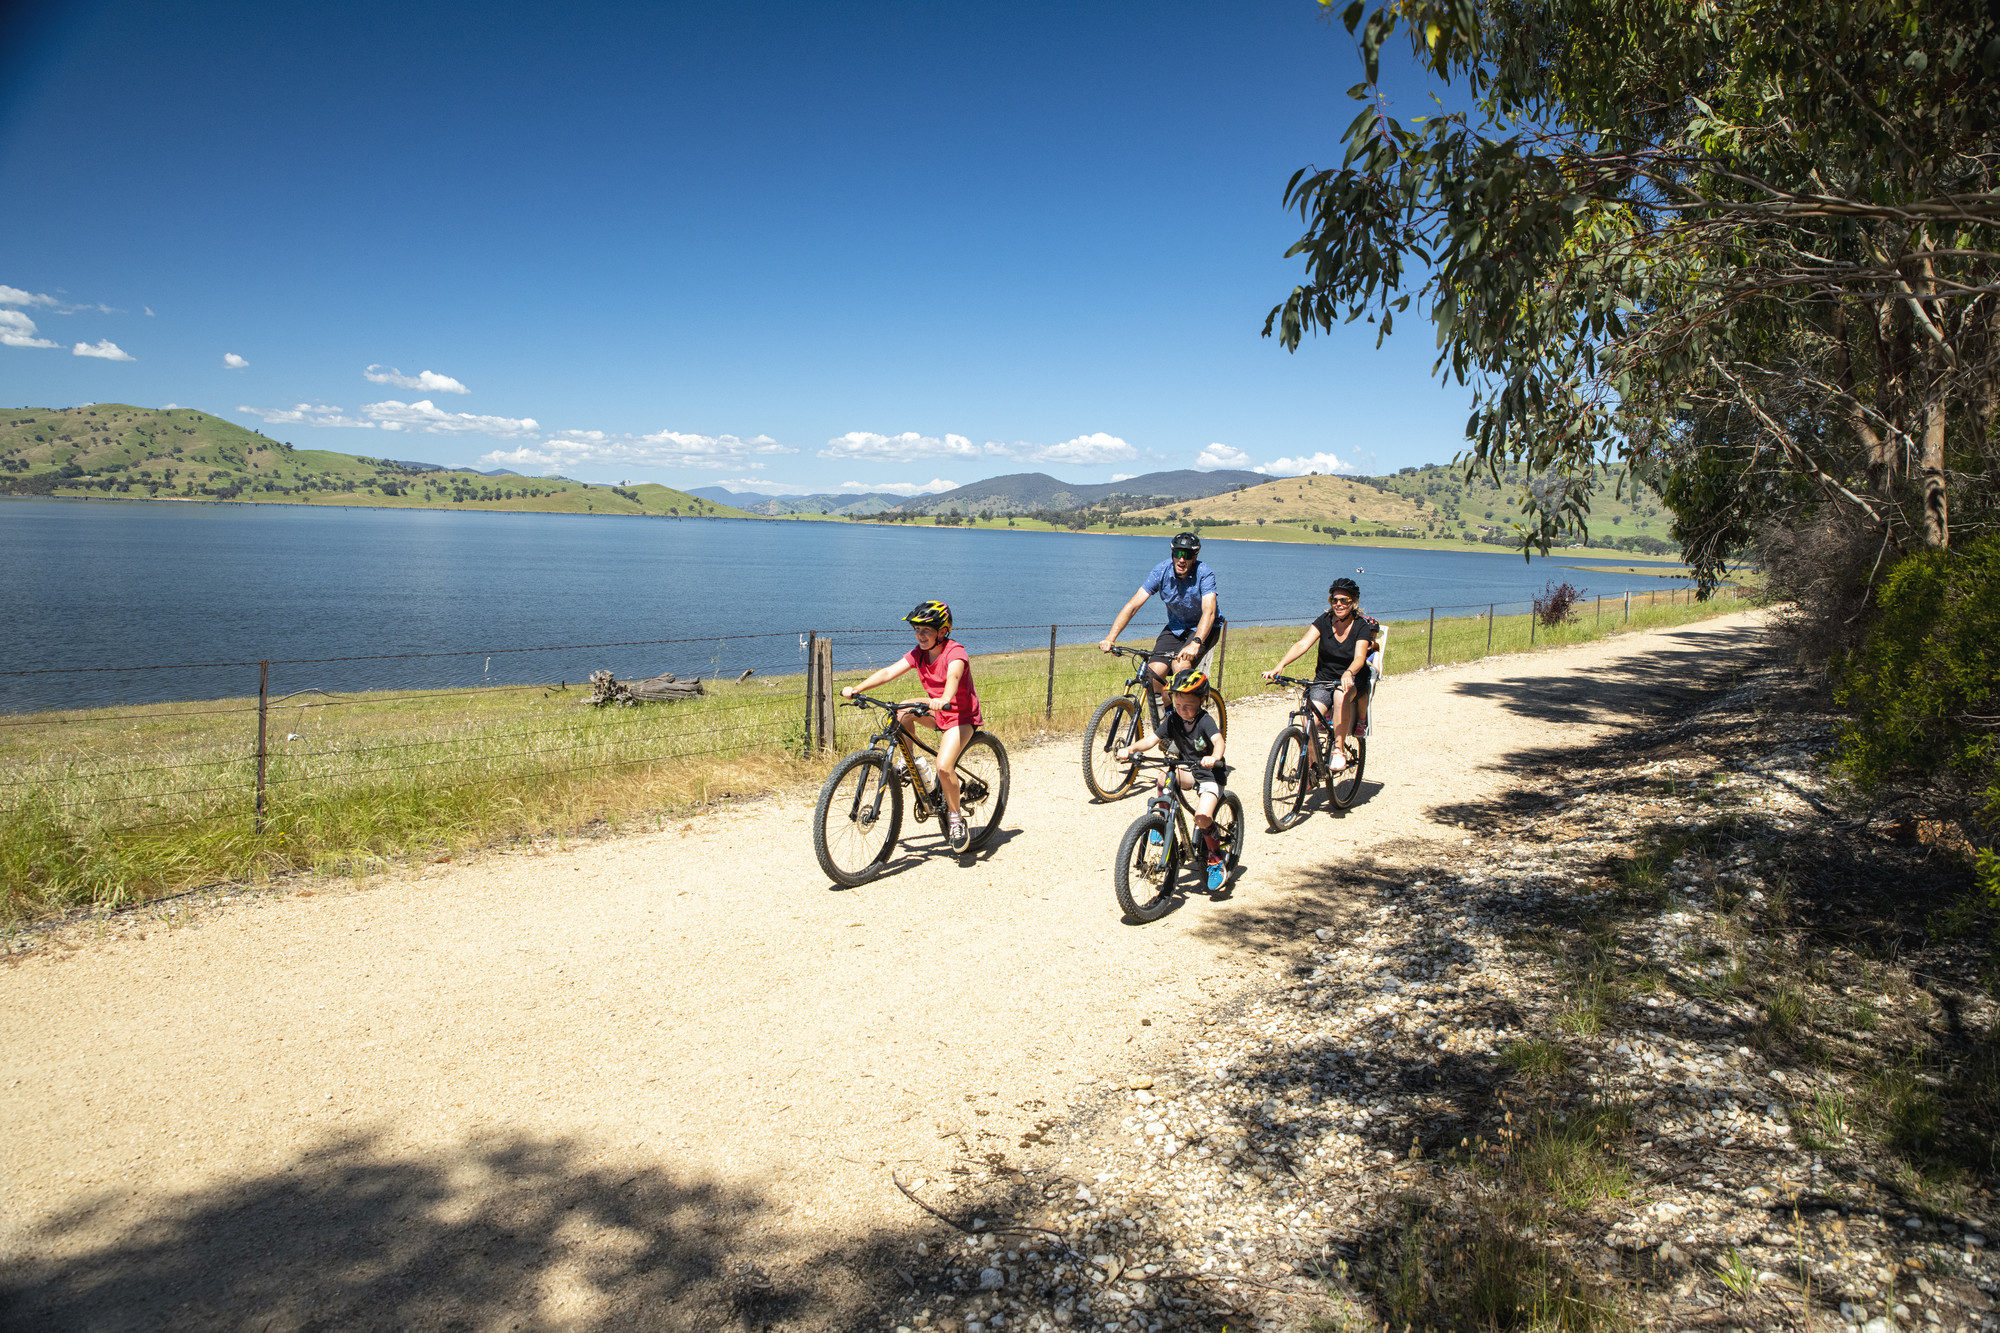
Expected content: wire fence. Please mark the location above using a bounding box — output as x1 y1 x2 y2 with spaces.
0 588 1736 836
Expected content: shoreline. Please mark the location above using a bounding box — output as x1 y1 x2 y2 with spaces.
0 492 1695 570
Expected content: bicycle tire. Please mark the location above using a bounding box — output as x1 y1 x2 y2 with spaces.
1262 724 1310 831
1082 695 1143 801
1114 810 1179 922
1328 735 1367 809
955 731 1011 851
812 749 903 886
1210 692 1229 741
1214 789 1245 872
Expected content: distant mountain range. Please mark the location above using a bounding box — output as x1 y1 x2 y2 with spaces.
696 468 1270 519
686 487 908 516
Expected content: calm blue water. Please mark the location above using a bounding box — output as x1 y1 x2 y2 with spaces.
0 498 1696 711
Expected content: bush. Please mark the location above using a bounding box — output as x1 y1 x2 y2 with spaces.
1835 535 2000 883
1533 579 1586 628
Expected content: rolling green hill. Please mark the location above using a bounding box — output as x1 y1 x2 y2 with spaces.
1125 462 1676 552
0 405 752 519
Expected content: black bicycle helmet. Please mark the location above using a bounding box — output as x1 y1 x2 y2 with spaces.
1328 577 1360 600
1171 531 1201 557
903 599 952 635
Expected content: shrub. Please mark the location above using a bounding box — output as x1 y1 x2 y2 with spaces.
1533 579 1586 628
1835 534 2000 886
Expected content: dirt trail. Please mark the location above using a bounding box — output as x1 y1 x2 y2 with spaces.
0 612 1763 1330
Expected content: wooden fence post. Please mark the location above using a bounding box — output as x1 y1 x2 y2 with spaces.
1046 625 1056 720
1530 605 1537 645
803 631 817 755
813 637 836 753
1487 604 1495 653
1596 594 1602 628
255 660 269 834
1624 591 1631 623
1426 608 1435 666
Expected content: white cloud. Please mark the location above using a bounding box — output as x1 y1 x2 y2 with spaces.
144 306 156 316
1255 452 1353 477
365 364 470 395
820 431 980 463
222 352 249 370
840 478 958 497
1196 443 1254 470
705 478 818 494
0 285 57 308
239 403 378 428
160 403 181 409
362 399 539 437
0 310 58 349
73 339 134 361
1110 473 1136 482
1005 432 1136 466
479 427 795 474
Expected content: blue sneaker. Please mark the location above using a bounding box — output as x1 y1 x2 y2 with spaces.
1206 856 1226 892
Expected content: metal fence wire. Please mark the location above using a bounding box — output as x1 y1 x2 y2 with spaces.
0 587 1721 839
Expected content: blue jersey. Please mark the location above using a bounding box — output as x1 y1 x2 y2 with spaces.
1141 558 1219 633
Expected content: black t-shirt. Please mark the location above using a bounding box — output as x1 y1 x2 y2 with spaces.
1159 709 1226 778
1311 611 1379 681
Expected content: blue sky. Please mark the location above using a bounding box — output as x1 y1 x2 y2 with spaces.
0 0 1469 496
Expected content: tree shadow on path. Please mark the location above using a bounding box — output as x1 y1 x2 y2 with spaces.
1 1130 863 1332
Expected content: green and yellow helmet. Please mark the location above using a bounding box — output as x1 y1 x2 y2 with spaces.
903 599 952 635
1169 667 1210 697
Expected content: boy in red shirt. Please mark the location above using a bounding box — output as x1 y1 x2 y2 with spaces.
840 600 983 852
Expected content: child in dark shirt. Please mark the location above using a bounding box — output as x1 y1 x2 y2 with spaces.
1115 667 1229 890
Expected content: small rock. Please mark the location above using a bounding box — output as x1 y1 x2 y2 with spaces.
1315 928 1334 941
1129 1076 1153 1090
1865 1318 1893 1333
1908 1218 1926 1230
1968 1235 1988 1249
979 1268 1004 1289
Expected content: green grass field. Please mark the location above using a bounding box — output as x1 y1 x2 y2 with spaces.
0 587 1751 925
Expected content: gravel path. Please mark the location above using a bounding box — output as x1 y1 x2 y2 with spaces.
2 612 1774 1331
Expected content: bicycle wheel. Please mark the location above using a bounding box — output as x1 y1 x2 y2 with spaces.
813 749 903 886
1082 695 1143 800
1262 724 1310 831
1328 735 1367 810
955 731 1011 850
1209 692 1229 741
1113 810 1180 922
1214 790 1245 873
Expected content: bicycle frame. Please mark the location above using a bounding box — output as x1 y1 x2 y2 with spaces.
844 697 946 825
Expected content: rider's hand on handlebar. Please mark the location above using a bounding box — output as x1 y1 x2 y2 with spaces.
1261 667 1278 681
1097 637 1114 653
840 685 856 698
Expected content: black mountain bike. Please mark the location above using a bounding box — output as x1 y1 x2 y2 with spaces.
1113 759 1245 922
811 696 1011 887
1261 674 1367 831
1081 644 1229 801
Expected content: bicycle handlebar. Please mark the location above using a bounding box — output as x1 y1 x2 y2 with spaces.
1104 643 1153 660
842 694 932 715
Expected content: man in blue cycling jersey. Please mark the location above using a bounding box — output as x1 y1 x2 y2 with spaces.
1099 530 1224 696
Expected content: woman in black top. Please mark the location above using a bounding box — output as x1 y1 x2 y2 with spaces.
1263 577 1377 772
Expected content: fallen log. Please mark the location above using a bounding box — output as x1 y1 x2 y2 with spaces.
585 669 706 706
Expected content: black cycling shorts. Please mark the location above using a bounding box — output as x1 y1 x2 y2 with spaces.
1149 619 1225 674
1307 674 1372 714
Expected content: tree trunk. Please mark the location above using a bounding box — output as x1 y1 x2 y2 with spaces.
1920 386 1950 547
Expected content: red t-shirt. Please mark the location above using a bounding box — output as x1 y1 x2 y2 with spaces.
902 639 982 727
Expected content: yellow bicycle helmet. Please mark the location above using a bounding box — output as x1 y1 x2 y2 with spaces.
903 600 952 635
1169 667 1210 696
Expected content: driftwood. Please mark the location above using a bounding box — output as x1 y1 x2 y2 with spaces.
585 668 706 707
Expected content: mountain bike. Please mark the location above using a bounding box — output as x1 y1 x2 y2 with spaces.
1081 644 1229 801
1261 674 1367 830
811 696 1011 887
1113 759 1245 922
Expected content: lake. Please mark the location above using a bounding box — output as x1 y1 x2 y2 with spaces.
0 498 1698 711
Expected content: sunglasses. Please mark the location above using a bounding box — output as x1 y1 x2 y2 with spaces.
1172 552 1197 561
1330 596 1355 605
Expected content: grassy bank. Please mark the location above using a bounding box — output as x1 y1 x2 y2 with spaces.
0 589 1753 925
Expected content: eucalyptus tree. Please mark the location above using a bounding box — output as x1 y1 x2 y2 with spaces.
1266 0 2000 586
